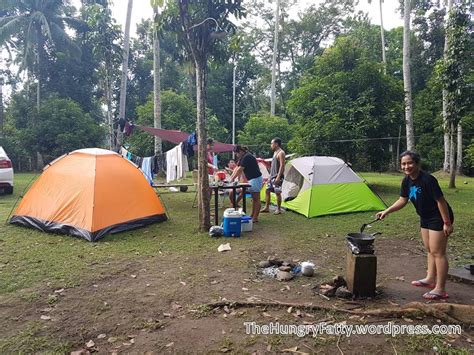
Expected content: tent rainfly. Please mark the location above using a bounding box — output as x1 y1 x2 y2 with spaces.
10 148 167 241
262 156 386 218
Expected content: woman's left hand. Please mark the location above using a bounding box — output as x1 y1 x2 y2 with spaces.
443 224 454 237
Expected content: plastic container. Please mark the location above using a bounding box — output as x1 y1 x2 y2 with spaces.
216 171 227 180
301 261 315 277
241 215 253 232
223 208 242 237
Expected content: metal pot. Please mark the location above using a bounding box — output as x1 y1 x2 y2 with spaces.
346 232 381 247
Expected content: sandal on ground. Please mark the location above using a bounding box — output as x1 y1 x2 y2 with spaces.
422 291 449 300
260 209 269 213
411 280 436 289
273 210 282 215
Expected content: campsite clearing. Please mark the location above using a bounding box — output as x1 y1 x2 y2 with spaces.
0 173 473 353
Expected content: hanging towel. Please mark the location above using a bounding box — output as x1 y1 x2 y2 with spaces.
165 143 189 183
141 157 154 185
120 147 129 158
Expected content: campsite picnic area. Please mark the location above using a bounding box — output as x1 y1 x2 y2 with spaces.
0 172 472 353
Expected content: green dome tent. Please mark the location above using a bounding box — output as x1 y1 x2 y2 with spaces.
261 156 386 218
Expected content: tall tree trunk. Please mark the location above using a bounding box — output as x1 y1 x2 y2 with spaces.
456 123 462 175
270 0 280 116
448 122 456 188
117 0 134 150
442 0 453 172
0 78 4 138
104 67 114 150
36 49 40 112
379 0 387 74
153 5 162 155
196 62 210 231
403 0 415 151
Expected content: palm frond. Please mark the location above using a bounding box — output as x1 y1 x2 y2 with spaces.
0 15 27 45
50 21 81 58
32 11 53 42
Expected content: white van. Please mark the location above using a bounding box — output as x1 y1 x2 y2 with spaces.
0 146 14 194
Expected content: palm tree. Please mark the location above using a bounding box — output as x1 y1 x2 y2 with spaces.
0 0 81 112
117 0 133 150
368 0 387 73
151 0 164 155
403 0 415 151
442 0 453 172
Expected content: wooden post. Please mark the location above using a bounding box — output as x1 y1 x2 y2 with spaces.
346 249 377 298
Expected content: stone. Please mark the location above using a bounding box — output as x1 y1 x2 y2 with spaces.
267 256 283 266
276 271 294 281
332 275 347 288
302 268 314 277
258 261 272 268
278 266 292 272
320 286 336 297
335 286 353 299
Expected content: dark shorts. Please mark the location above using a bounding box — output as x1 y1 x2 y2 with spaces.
420 207 454 231
267 177 284 194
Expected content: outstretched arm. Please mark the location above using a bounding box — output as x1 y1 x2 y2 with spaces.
376 197 409 219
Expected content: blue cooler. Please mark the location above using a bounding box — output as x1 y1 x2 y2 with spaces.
222 208 242 237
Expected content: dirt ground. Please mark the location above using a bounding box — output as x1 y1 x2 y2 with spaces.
1 227 472 354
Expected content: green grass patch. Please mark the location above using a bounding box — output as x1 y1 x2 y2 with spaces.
0 172 472 296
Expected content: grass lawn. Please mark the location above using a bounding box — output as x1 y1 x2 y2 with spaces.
0 172 472 353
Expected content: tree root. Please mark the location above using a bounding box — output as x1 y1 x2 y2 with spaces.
203 300 473 326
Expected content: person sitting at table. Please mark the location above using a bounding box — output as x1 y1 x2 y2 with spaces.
230 145 263 223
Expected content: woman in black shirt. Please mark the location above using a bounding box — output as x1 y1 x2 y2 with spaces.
376 151 454 301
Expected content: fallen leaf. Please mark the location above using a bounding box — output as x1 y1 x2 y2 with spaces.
40 307 53 312
220 348 230 353
108 337 118 343
172 304 182 311
262 312 272 318
242 287 249 291
403 317 413 323
131 275 137 279
40 315 51 320
210 280 218 285
180 281 186 286
86 340 95 348
165 342 174 347
123 342 132 346
395 276 405 282
97 334 106 339
129 339 135 344
267 344 272 351
54 288 65 294
163 313 172 317
287 306 293 313
223 306 231 314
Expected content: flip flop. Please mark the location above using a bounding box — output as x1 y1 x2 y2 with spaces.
422 291 449 300
411 280 436 289
260 209 270 213
273 210 282 215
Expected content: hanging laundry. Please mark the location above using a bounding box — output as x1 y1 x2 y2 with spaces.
120 147 129 158
166 143 188 183
141 157 154 185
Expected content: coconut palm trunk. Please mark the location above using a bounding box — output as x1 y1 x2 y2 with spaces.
153 4 162 155
403 0 415 151
456 123 462 175
117 0 134 150
442 0 453 172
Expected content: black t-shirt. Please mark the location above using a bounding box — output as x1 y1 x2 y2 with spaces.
238 152 262 180
400 171 446 219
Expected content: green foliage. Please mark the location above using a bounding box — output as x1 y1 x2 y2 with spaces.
440 5 472 126
34 97 105 161
288 35 404 171
125 90 196 156
238 113 291 157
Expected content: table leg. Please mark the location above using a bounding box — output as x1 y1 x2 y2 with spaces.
214 188 219 226
242 187 247 214
232 186 237 210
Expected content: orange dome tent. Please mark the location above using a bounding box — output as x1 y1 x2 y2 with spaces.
10 148 167 241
